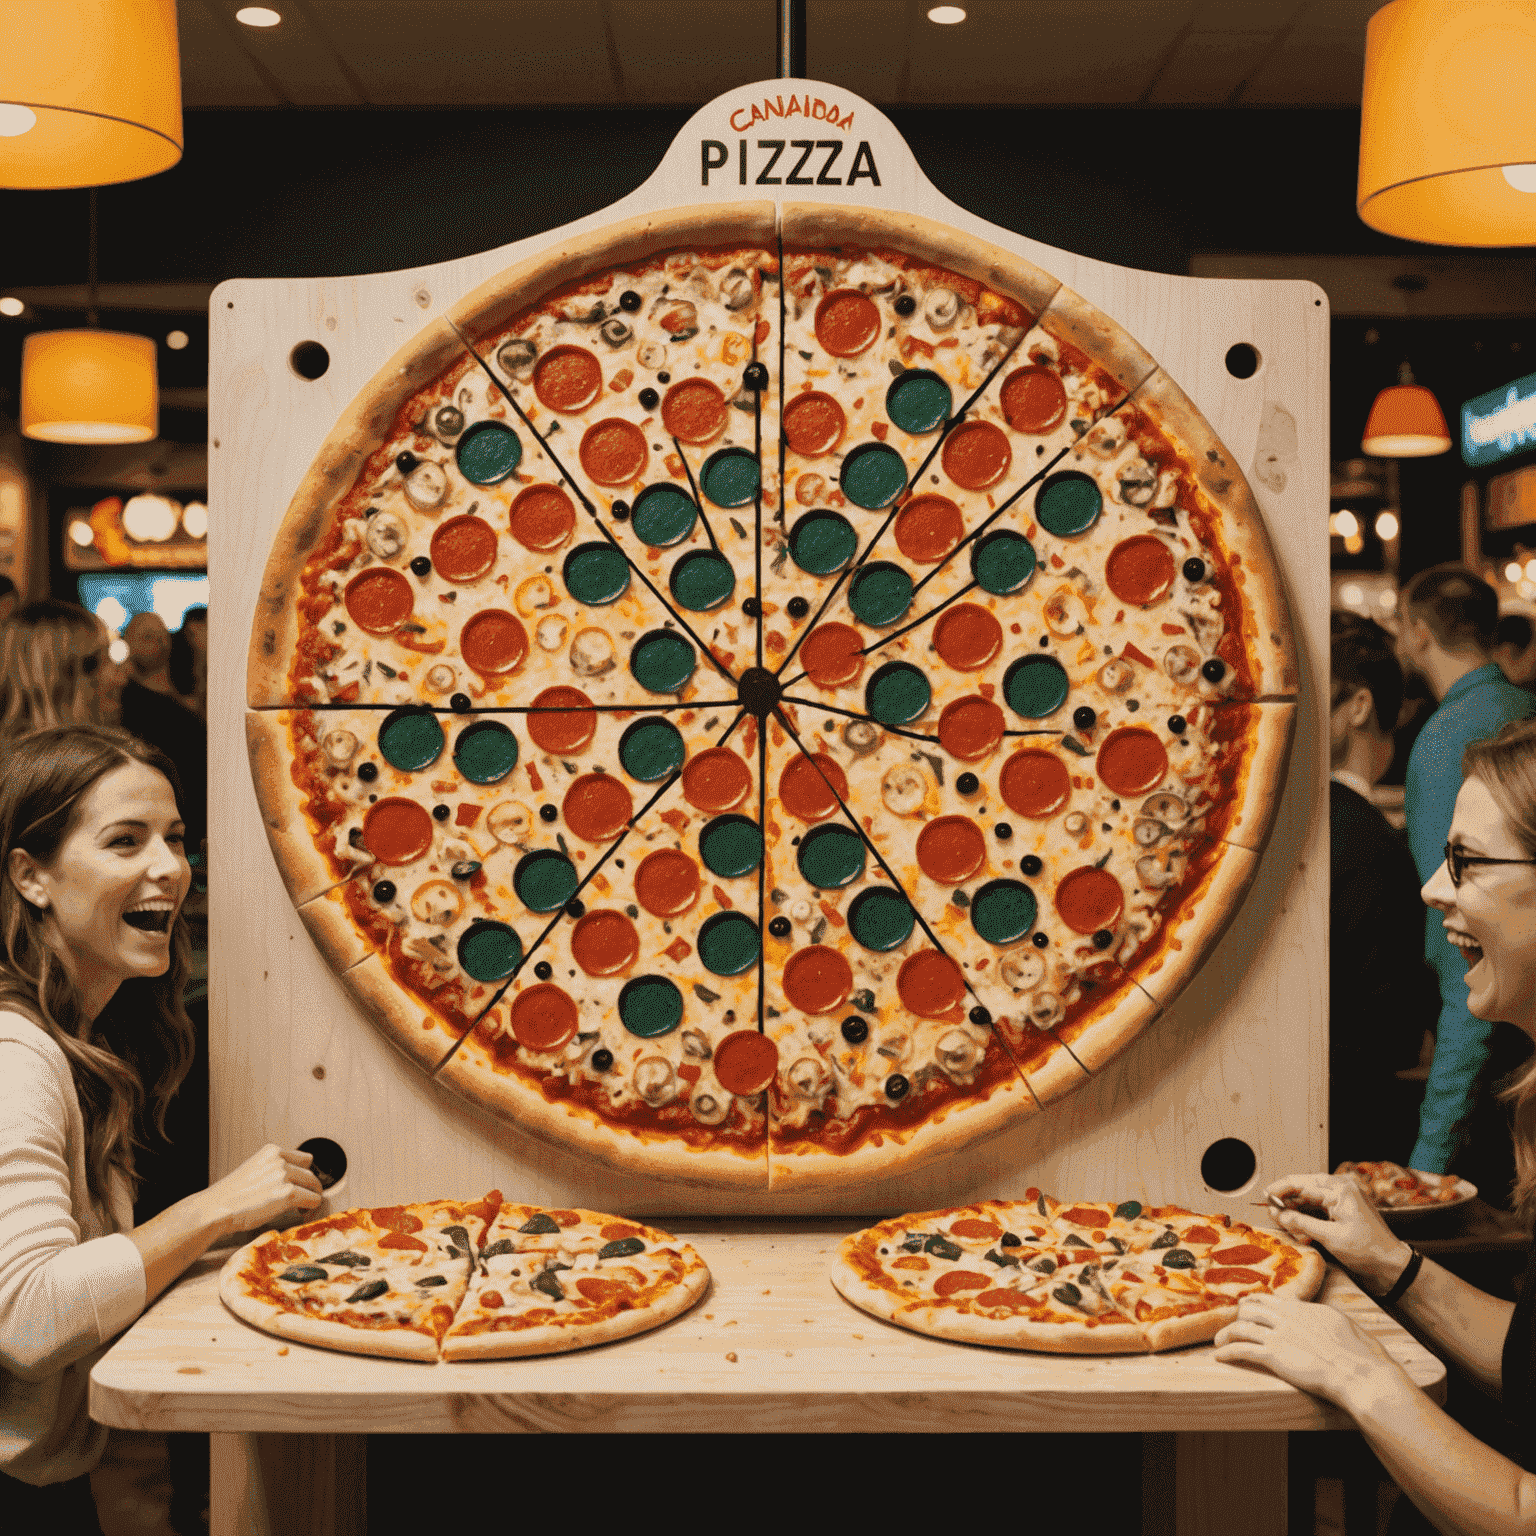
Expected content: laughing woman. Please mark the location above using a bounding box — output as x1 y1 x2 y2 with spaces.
1217 717 1536 1535
0 726 321 1526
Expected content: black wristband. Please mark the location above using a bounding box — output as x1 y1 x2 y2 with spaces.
1377 1247 1424 1308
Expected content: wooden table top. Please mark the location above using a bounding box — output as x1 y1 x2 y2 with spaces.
90 1222 1445 1436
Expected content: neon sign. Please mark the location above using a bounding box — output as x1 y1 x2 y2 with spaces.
1463 371 1536 467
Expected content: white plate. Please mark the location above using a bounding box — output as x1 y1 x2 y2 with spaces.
1374 1177 1477 1221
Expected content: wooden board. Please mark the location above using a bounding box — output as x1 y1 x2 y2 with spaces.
91 1242 1437 1437
208 78 1328 1216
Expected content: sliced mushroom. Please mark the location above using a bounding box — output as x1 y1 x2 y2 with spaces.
1164 644 1204 686
935 1029 984 1077
1027 990 1065 1029
1141 791 1188 826
514 575 557 616
404 463 448 512
999 948 1045 993
719 268 755 310
788 898 814 924
1133 818 1170 849
1117 457 1158 507
1064 811 1089 836
486 801 534 845
1182 608 1224 652
636 341 667 372
651 297 698 341
690 1088 729 1125
320 727 359 767
598 316 633 350
633 1056 677 1106
681 1028 713 1061
535 614 568 653
876 1031 911 1065
924 287 960 330
411 880 464 925
1083 417 1126 459
1136 851 1187 890
843 720 880 755
881 763 928 817
1097 657 1135 694
422 662 456 694
429 403 465 443
787 1055 830 1099
1044 586 1090 637
569 627 616 677
496 338 537 379
366 511 410 562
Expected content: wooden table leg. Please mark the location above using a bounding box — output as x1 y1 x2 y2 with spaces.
210 1431 366 1536
1173 1431 1287 1536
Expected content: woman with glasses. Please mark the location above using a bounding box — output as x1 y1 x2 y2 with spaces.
0 600 120 739
1216 718 1536 1530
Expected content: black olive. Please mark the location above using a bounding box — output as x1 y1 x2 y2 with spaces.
410 555 431 577
994 823 1012 841
1021 854 1043 876
1150 1228 1178 1249
885 1073 910 1100
279 1265 329 1283
539 804 558 822
450 693 472 713
432 804 450 821
565 898 585 919
1052 1282 1083 1307
840 1016 868 1044
894 293 917 316
395 451 418 474
969 1004 991 1025
638 386 659 411
356 761 378 782
530 1270 565 1301
956 772 979 796
318 1250 370 1267
743 361 768 391
347 1279 389 1303
1183 557 1206 583
787 595 809 619
598 1236 646 1260
592 1048 614 1071
535 961 553 980
416 1275 447 1287
1073 705 1096 730
983 1247 1017 1267
742 597 762 618
372 880 396 904
1063 1232 1090 1247
1000 1232 1021 1248
611 500 630 521
1201 658 1226 684
657 371 671 384
1032 932 1049 948
518 1213 560 1234
451 860 481 880
1029 1256 1057 1274
1168 715 1187 735
924 1234 962 1261
1115 1200 1143 1220
769 915 791 937
1161 1248 1197 1269
1093 929 1114 949
618 289 642 312
481 1239 515 1259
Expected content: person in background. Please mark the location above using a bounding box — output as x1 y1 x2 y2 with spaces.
0 575 20 627
1398 565 1536 1187
0 600 114 740
1329 613 1435 1168
0 725 321 1525
167 606 207 720
1493 611 1536 692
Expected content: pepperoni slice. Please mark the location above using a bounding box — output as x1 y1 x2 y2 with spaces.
510 984 579 1051
897 950 965 1017
429 514 498 583
508 484 577 552
937 696 1005 762
999 748 1071 819
1105 535 1177 607
569 910 640 976
561 773 634 842
799 623 865 688
934 1270 993 1297
782 390 847 457
1209 1245 1271 1268
661 379 729 445
916 816 986 884
893 494 965 563
1203 1266 1266 1286
533 345 602 413
579 419 648 486
941 420 1011 491
526 686 596 754
682 747 752 812
633 849 701 917
1000 365 1068 434
344 568 413 636
362 798 434 865
933 603 1003 671
713 1030 780 1095
815 289 881 357
781 945 854 1014
778 752 848 823
1055 867 1125 934
950 1218 1002 1240
458 609 528 677
1096 727 1170 797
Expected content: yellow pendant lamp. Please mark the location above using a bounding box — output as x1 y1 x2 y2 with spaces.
1359 0 1536 246
1362 362 1452 458
0 0 182 189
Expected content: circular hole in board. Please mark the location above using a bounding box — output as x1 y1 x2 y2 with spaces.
1224 343 1260 380
289 340 330 380
297 1136 348 1192
1200 1136 1258 1193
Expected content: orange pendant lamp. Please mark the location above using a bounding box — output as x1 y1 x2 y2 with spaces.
0 0 181 189
1359 0 1536 246
1362 362 1452 458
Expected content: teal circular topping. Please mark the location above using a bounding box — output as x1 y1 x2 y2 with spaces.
971 529 1037 596
1003 654 1070 719
563 541 630 605
630 628 697 694
796 823 866 889
847 561 913 627
618 716 685 782
865 660 931 725
454 420 523 485
1035 470 1103 538
700 447 761 508
697 911 761 977
670 549 735 612
618 975 684 1039
971 879 1038 946
452 719 519 784
840 442 909 510
848 887 916 952
513 849 579 913
788 510 858 576
632 483 698 548
456 920 523 983
885 369 952 435
377 707 445 773
699 814 763 879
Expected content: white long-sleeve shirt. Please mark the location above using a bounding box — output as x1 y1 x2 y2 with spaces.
0 1013 146 1484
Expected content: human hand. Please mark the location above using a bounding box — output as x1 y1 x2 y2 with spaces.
206 1145 323 1235
1264 1173 1410 1293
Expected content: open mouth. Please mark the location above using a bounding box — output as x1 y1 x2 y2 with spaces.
123 908 172 934
1447 929 1484 972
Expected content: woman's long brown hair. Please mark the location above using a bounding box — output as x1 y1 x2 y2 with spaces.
0 726 195 1209
1462 719 1536 1222
0 600 106 737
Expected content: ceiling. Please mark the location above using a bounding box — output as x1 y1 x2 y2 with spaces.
178 0 1381 109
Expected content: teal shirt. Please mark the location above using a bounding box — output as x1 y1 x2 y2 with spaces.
1404 663 1536 1171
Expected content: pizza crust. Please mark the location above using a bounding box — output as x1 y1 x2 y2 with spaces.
1039 283 1159 399
346 951 468 1077
1051 974 1163 1081
296 882 374 973
1212 701 1297 853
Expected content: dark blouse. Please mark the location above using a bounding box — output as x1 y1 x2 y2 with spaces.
1501 1241 1536 1468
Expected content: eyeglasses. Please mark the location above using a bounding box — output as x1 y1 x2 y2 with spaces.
1444 841 1536 888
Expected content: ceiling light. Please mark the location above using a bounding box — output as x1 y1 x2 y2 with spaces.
927 6 966 22
236 6 282 25
21 330 157 443
1341 583 1366 608
1345 533 1365 555
1361 362 1451 456
68 518 95 548
165 329 188 350
108 637 129 664
1507 561 1524 583
1334 509 1360 539
1505 164 1536 193
1379 589 1398 610
95 595 128 632
122 494 179 542
1524 558 1536 581
1375 511 1401 541
182 501 207 539
0 105 37 138
0 296 22 317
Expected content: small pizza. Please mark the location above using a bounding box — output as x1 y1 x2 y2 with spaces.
219 1193 708 1360
246 200 1296 1188
1335 1161 1471 1209
830 1193 1325 1354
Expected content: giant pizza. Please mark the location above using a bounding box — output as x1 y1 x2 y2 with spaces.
247 200 1296 1191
